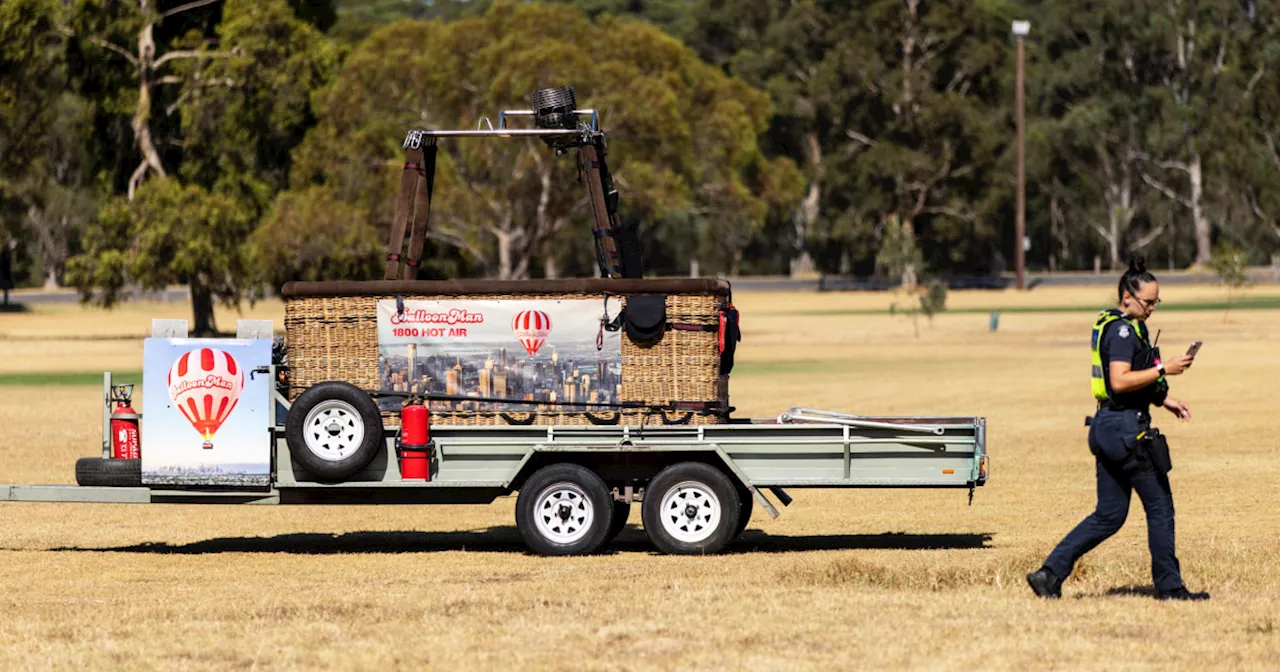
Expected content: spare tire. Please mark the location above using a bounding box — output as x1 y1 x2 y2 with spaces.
75 457 142 487
285 381 384 482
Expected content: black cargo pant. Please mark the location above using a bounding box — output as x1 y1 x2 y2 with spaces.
1043 407 1183 592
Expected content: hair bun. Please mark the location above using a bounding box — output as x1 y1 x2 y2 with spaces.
1128 255 1147 274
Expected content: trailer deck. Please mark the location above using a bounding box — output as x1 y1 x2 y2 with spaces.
2 409 986 507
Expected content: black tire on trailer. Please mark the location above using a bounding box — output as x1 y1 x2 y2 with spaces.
606 499 632 542
285 381 384 483
516 463 614 556
734 489 754 540
642 462 741 555
75 457 142 487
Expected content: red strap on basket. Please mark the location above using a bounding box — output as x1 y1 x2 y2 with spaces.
718 310 726 354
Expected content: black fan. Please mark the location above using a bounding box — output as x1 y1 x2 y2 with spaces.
531 86 581 153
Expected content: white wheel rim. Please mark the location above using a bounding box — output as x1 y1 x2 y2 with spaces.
533 482 595 545
659 481 722 544
303 400 365 462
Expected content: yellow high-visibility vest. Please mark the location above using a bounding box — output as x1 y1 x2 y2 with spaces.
1090 310 1150 401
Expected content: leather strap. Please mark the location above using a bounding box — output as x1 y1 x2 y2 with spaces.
384 146 424 279
404 142 437 280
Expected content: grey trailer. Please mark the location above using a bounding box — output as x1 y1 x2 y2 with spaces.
2 371 987 556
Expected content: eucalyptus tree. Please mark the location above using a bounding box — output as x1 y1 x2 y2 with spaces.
264 2 797 282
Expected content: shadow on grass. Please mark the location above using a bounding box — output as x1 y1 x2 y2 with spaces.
39 527 992 556
1094 585 1159 599
726 529 993 554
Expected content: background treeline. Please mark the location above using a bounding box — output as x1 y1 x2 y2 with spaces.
1 0 1277 331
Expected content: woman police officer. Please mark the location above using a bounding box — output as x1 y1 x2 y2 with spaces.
1026 256 1209 601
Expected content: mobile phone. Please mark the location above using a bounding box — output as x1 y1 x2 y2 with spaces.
1186 341 1203 359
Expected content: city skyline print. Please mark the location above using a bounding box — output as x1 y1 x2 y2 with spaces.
375 299 623 413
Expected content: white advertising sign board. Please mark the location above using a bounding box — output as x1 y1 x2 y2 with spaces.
141 338 271 486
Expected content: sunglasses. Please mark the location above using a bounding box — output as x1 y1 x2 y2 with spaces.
1134 296 1162 309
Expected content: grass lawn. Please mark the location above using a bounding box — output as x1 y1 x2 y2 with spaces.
0 285 1277 669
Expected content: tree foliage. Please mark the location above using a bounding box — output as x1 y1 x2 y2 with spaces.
62 0 335 331
0 0 79 285
7 0 1280 315
268 2 798 281
66 179 254 334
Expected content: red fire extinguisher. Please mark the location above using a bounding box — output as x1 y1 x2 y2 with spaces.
110 384 141 460
399 401 430 480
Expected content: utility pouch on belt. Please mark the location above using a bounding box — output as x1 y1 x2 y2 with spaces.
1143 429 1172 474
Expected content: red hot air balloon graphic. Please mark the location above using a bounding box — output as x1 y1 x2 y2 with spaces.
512 309 552 357
167 348 245 450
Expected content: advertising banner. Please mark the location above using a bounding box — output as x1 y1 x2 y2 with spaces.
141 338 271 486
376 298 623 412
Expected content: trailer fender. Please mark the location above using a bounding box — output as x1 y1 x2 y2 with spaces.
710 445 780 520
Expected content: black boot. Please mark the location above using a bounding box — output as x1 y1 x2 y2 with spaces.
1026 567 1062 598
1157 586 1210 601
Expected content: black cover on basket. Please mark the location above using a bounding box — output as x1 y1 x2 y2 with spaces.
624 294 667 346
719 303 741 375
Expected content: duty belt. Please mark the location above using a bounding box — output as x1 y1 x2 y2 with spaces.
1098 403 1149 419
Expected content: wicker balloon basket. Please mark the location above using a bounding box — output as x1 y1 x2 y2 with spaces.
281 279 733 426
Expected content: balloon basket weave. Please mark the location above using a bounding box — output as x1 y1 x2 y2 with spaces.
280 279 731 426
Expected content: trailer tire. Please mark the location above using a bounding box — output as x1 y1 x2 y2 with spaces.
516 464 613 556
642 462 741 555
286 382 383 483
606 500 631 542
75 457 142 487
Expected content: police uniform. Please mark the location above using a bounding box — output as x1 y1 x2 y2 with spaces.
1041 309 1184 593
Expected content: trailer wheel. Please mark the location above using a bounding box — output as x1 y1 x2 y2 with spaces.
516 464 613 556
642 462 741 555
75 458 142 487
606 500 632 542
286 382 383 482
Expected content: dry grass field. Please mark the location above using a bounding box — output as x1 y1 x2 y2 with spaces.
2 283 1279 670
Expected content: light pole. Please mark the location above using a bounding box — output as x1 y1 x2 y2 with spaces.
1012 20 1030 290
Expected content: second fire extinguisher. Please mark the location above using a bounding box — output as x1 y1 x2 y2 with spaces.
110 384 141 460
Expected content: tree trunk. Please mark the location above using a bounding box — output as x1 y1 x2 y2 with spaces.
1049 178 1060 273
127 19 166 200
495 229 512 280
190 278 217 336
1102 160 1135 271
790 132 821 277
1106 205 1121 270
900 217 918 290
1189 152 1211 267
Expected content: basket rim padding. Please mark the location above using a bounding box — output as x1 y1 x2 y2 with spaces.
280 278 730 299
